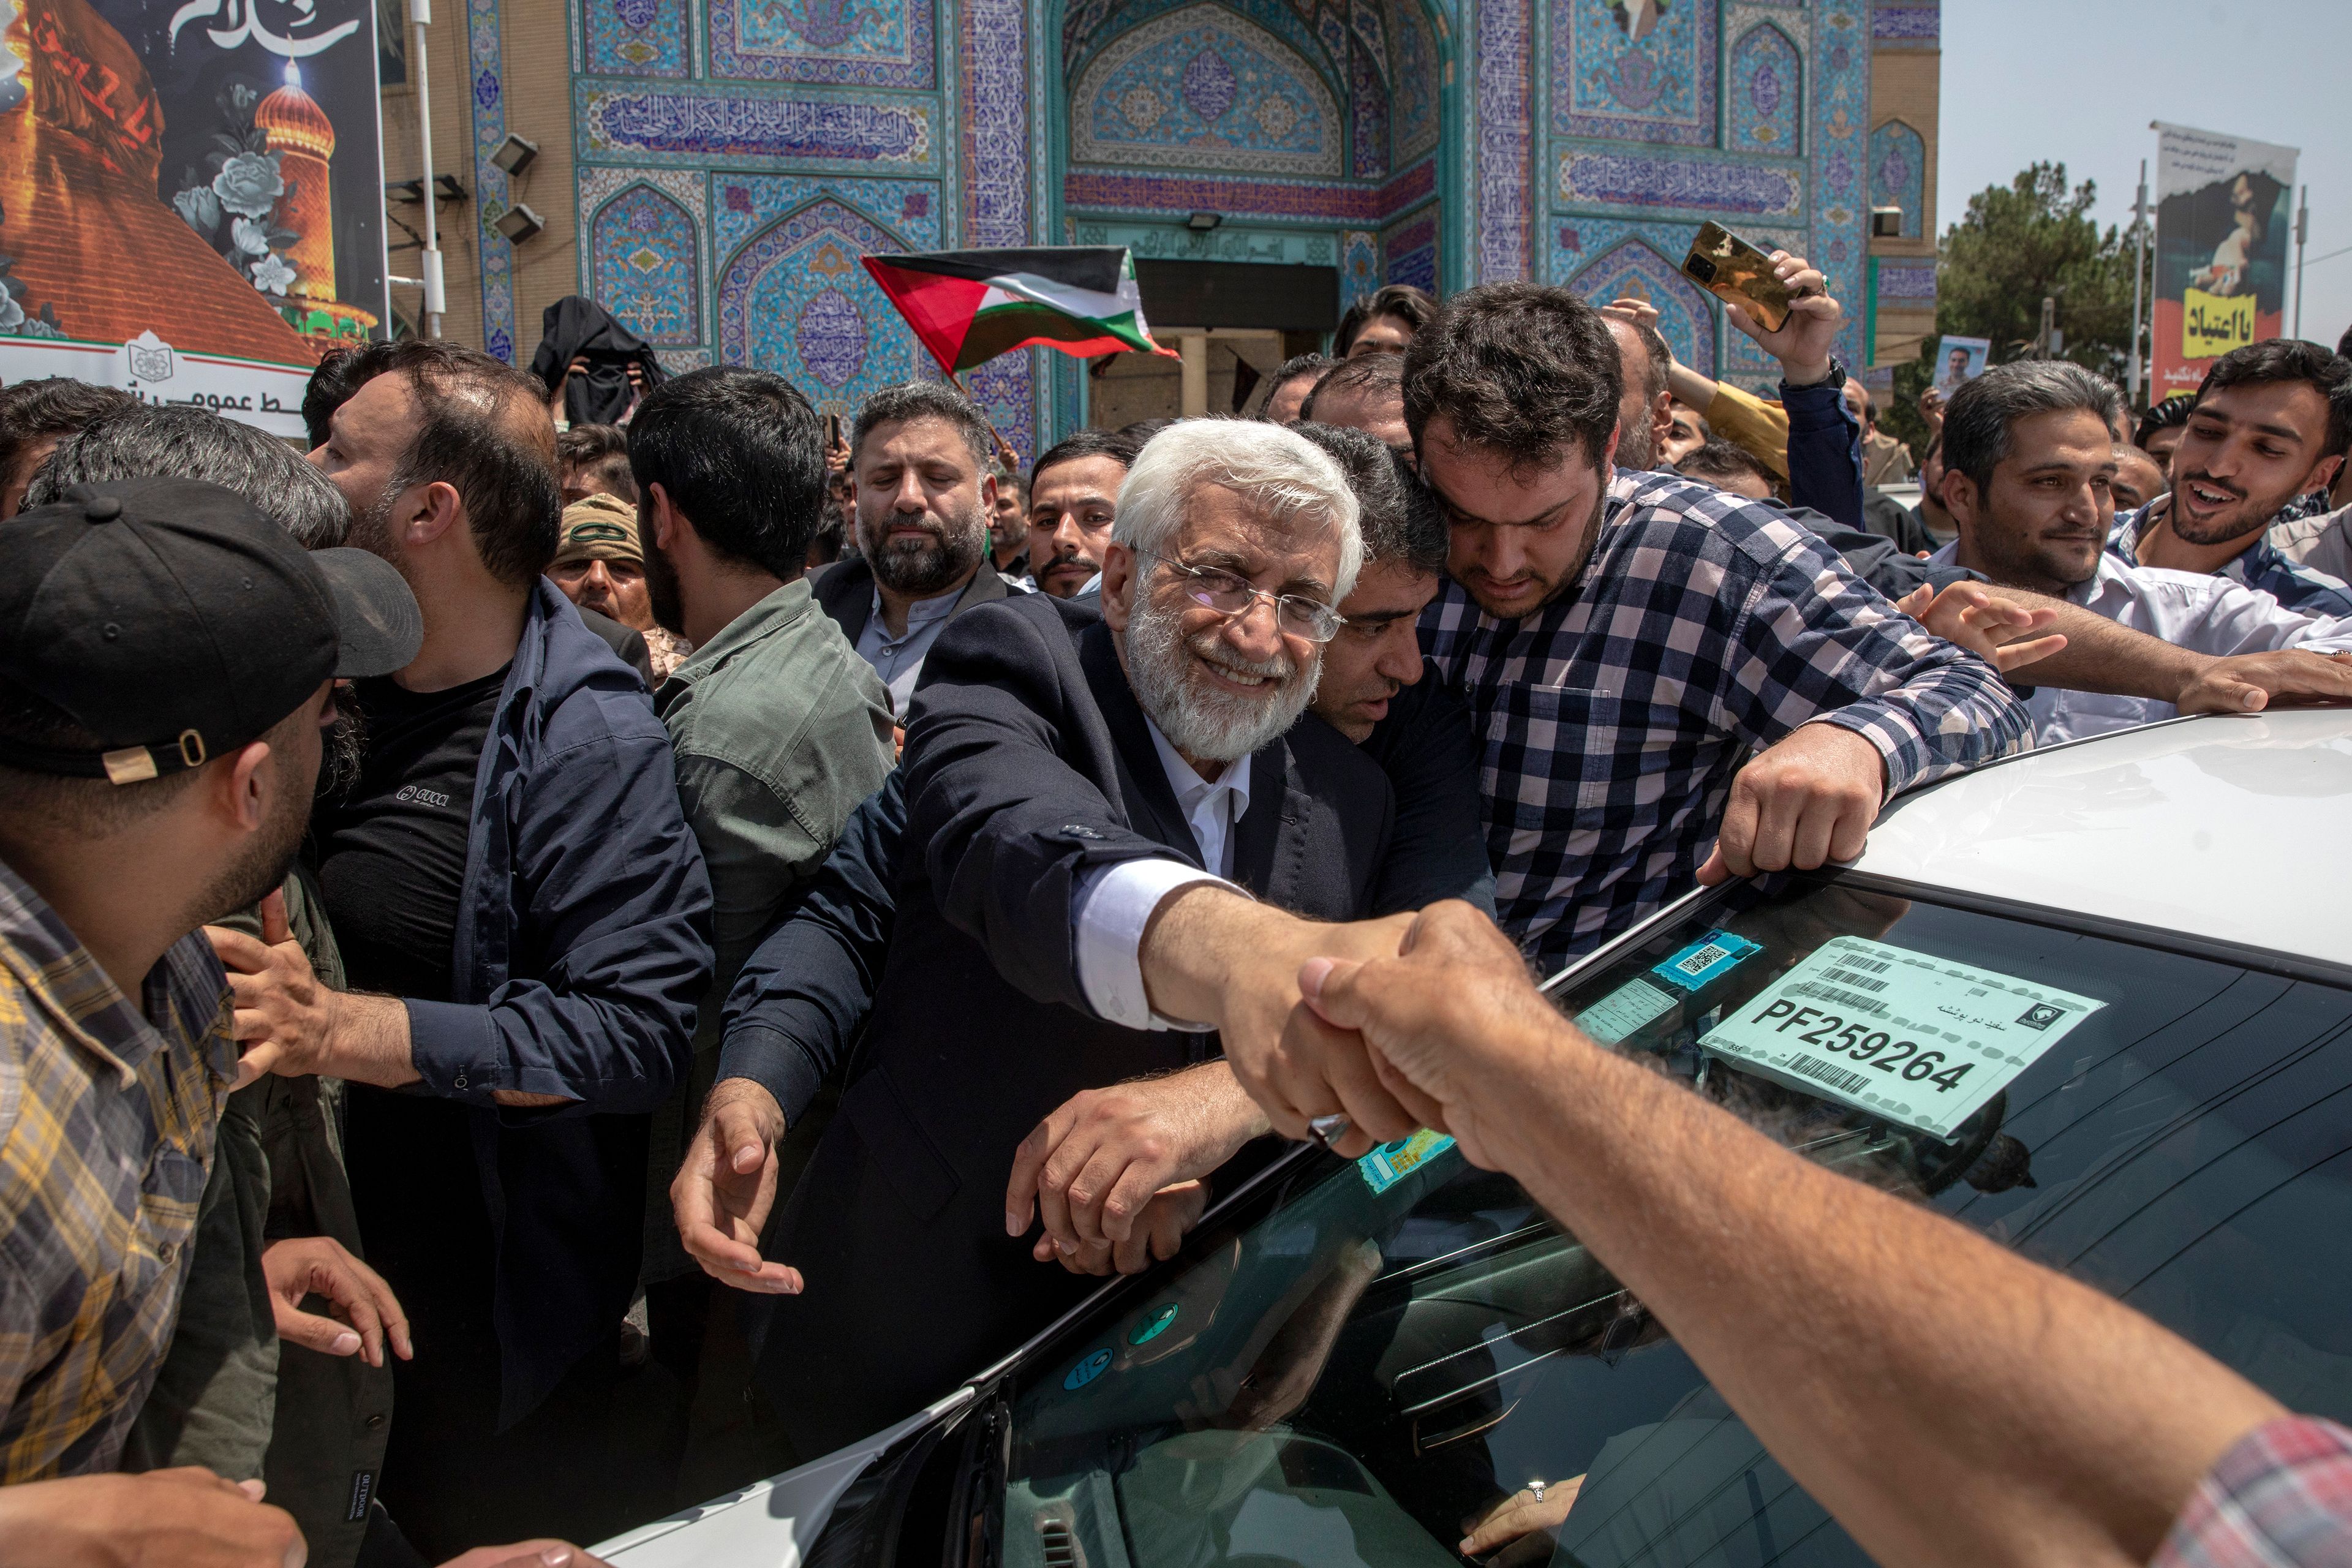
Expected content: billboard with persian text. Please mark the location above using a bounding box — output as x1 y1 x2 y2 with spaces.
0 0 387 435
2152 122 2298 402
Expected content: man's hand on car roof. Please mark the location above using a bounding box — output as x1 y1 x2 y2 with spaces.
1698 723 1887 886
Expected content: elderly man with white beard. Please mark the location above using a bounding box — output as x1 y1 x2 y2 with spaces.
730 421 1434 1459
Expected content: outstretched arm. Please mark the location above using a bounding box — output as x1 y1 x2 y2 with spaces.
1907 580 2352 712
1298 903 2286 1568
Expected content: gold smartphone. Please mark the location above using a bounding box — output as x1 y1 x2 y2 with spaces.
1681 221 1791 333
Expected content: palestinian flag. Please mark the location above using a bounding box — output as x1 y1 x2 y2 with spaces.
861 246 1175 375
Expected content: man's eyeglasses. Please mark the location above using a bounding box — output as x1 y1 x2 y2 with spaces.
1134 550 1346 643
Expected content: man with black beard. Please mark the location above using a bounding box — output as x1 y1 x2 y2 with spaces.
623 368 892 1499
0 478 399 1563
225 339 714 1555
722 420 1427 1459
811 381 1018 715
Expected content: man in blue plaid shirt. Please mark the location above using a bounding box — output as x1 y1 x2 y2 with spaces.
1405 266 2032 962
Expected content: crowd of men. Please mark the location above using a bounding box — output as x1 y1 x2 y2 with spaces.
2 254 2352 1568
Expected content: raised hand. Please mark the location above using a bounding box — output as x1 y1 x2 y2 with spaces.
207 889 330 1089
1724 250 1842 386
1137 891 1421 1156
1295 902 1562 1173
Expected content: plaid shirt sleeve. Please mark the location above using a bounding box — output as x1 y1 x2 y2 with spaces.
1708 507 2033 794
2154 1417 2352 1568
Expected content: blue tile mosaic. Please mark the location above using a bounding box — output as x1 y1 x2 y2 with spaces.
1727 22 1801 154
590 183 702 343
1556 0 1716 146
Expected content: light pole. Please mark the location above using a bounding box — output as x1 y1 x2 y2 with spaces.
2128 160 2148 405
2293 184 2309 341
412 0 445 338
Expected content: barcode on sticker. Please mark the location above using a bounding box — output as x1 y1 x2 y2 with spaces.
1786 1052 1871 1095
1821 968 1889 993
1832 952 1891 975
1676 943 1730 975
1787 981 1888 1018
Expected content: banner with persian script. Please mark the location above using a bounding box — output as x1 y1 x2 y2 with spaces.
2152 123 2298 401
0 0 388 437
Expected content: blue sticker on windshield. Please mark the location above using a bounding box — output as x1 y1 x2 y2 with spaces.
1358 1129 1458 1195
1129 1304 1180 1346
1063 1348 1113 1390
1652 930 1762 993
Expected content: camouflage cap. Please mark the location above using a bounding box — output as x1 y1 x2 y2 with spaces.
550 491 643 568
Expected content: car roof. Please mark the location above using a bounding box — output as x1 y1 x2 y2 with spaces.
1854 709 2352 970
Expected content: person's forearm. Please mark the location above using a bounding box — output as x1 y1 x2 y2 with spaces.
1968 586 2205 698
1665 360 1719 417
321 993 572 1107
1470 1021 2283 1568
1138 885 1305 1025
319 992 422 1088
1783 380 1863 530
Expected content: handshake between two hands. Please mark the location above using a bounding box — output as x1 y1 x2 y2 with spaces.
992 897 1576 1277
673 899 1559 1297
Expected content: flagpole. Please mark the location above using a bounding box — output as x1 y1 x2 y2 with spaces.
952 372 1023 473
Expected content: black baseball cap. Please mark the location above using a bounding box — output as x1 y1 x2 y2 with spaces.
0 477 422 784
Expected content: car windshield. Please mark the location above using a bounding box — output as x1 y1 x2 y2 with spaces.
995 873 2352 1568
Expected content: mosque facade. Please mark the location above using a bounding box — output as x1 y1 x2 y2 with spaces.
382 0 1940 455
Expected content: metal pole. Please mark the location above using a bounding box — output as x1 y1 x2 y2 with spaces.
2293 184 2309 340
2128 160 2148 404
411 0 445 339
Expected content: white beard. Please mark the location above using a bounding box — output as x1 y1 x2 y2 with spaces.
1123 595 1319 764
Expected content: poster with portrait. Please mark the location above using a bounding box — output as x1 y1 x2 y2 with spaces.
0 0 388 437
1931 335 1989 394
2152 123 2297 401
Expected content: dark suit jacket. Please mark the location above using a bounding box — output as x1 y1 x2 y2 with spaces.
717 671 1492 1129
808 552 1014 647
752 594 1393 1453
576 603 655 688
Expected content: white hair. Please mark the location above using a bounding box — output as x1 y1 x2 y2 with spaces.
1113 418 1364 602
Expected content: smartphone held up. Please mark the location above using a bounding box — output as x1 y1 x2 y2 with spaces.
1681 222 1792 334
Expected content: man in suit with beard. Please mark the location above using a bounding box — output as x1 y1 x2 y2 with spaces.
731 420 1432 1455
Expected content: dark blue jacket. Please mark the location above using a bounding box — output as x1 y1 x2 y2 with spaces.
716 636 1493 1129
1775 377 1977 600
1783 374 1866 530
407 582 712 1425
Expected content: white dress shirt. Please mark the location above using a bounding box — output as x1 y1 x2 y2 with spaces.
1928 541 2352 744
1071 718 1253 1031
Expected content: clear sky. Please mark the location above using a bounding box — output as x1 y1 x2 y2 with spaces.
1939 0 2351 357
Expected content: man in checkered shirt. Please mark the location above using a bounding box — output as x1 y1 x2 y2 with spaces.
1404 268 2032 962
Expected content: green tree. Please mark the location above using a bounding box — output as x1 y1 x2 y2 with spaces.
1886 162 2144 454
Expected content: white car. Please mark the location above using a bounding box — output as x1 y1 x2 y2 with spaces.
599 709 2352 1567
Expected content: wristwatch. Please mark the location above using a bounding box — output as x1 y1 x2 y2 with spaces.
1782 358 1846 393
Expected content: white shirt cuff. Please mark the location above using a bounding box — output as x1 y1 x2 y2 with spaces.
1073 858 1240 1031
